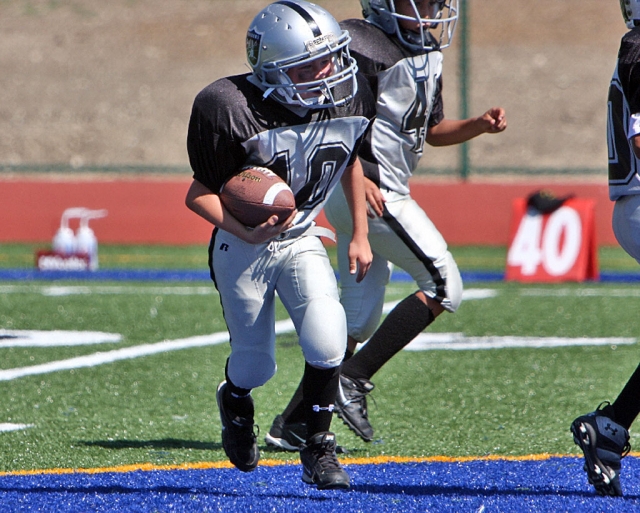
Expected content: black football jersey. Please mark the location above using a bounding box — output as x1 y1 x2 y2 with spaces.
187 73 376 232
341 19 444 195
608 27 640 200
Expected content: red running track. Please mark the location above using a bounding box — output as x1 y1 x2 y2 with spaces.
0 176 616 246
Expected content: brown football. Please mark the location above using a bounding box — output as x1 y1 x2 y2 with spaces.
220 167 296 228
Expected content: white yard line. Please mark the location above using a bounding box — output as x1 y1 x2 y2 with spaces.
0 330 121 348
0 284 217 296
521 288 640 297
0 320 293 382
1 326 630 381
0 423 34 433
382 288 498 313
3 284 640 298
0 288 632 382
404 333 635 351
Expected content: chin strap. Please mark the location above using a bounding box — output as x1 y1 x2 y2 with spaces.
262 87 275 100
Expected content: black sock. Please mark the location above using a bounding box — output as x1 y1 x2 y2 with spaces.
281 382 305 424
611 362 640 429
302 363 340 440
224 362 253 419
281 348 353 425
343 293 435 381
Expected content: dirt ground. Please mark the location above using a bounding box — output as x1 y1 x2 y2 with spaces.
0 0 629 175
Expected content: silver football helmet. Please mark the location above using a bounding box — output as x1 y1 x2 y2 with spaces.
246 0 358 108
620 0 640 28
360 0 458 52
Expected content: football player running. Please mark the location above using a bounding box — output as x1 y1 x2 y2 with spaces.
570 0 640 497
266 0 507 449
185 0 375 490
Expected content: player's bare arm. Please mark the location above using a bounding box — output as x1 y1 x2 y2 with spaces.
364 176 385 218
340 159 373 282
426 107 507 147
185 179 295 244
633 133 640 159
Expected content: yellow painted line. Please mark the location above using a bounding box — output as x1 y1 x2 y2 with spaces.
3 452 634 477
0 461 239 476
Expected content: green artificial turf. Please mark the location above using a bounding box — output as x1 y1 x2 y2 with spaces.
1 242 639 271
1 277 639 471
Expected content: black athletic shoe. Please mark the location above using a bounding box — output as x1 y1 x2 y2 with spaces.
216 381 259 472
300 431 350 490
571 402 631 496
335 374 375 442
265 415 307 452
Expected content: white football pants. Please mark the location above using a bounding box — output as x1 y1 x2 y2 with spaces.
325 185 463 343
209 230 347 390
613 194 640 263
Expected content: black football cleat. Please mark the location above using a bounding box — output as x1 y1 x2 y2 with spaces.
300 431 350 490
570 402 631 496
216 381 260 472
265 414 307 451
335 374 375 442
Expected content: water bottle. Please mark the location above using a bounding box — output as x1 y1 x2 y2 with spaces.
52 207 87 255
76 209 108 271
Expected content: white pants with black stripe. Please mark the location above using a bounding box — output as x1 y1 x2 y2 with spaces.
325 186 463 343
613 194 640 263
209 229 347 390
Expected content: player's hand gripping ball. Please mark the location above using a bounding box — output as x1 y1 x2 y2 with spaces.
220 167 296 228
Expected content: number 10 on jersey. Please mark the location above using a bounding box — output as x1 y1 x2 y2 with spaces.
505 198 598 282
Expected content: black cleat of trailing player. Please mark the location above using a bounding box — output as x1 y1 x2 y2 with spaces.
265 415 307 451
570 402 631 496
335 374 375 442
216 381 260 472
300 431 350 490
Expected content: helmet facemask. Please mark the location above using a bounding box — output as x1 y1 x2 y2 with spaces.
620 0 640 29
246 1 358 109
261 34 358 108
362 0 458 52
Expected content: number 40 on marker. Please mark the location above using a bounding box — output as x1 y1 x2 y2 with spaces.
505 198 598 282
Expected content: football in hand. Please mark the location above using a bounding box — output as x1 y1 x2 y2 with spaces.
220 167 296 228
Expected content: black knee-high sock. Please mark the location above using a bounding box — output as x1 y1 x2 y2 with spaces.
343 293 435 381
303 363 340 440
224 360 253 419
611 362 640 429
281 382 305 424
281 349 353 424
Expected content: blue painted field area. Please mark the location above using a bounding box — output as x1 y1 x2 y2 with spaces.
2 267 640 512
1 457 640 512
2 268 640 283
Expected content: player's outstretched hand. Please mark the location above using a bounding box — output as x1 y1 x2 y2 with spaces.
247 209 298 245
481 107 507 134
364 177 385 218
348 235 372 283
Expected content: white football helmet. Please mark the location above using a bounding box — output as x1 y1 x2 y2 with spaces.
360 0 458 52
620 0 640 28
246 0 358 108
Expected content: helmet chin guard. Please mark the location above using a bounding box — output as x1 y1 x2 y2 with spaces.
360 0 458 52
246 0 358 108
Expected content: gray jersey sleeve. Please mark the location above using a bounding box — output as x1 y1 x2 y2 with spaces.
342 19 444 194
187 72 375 232
608 28 640 200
